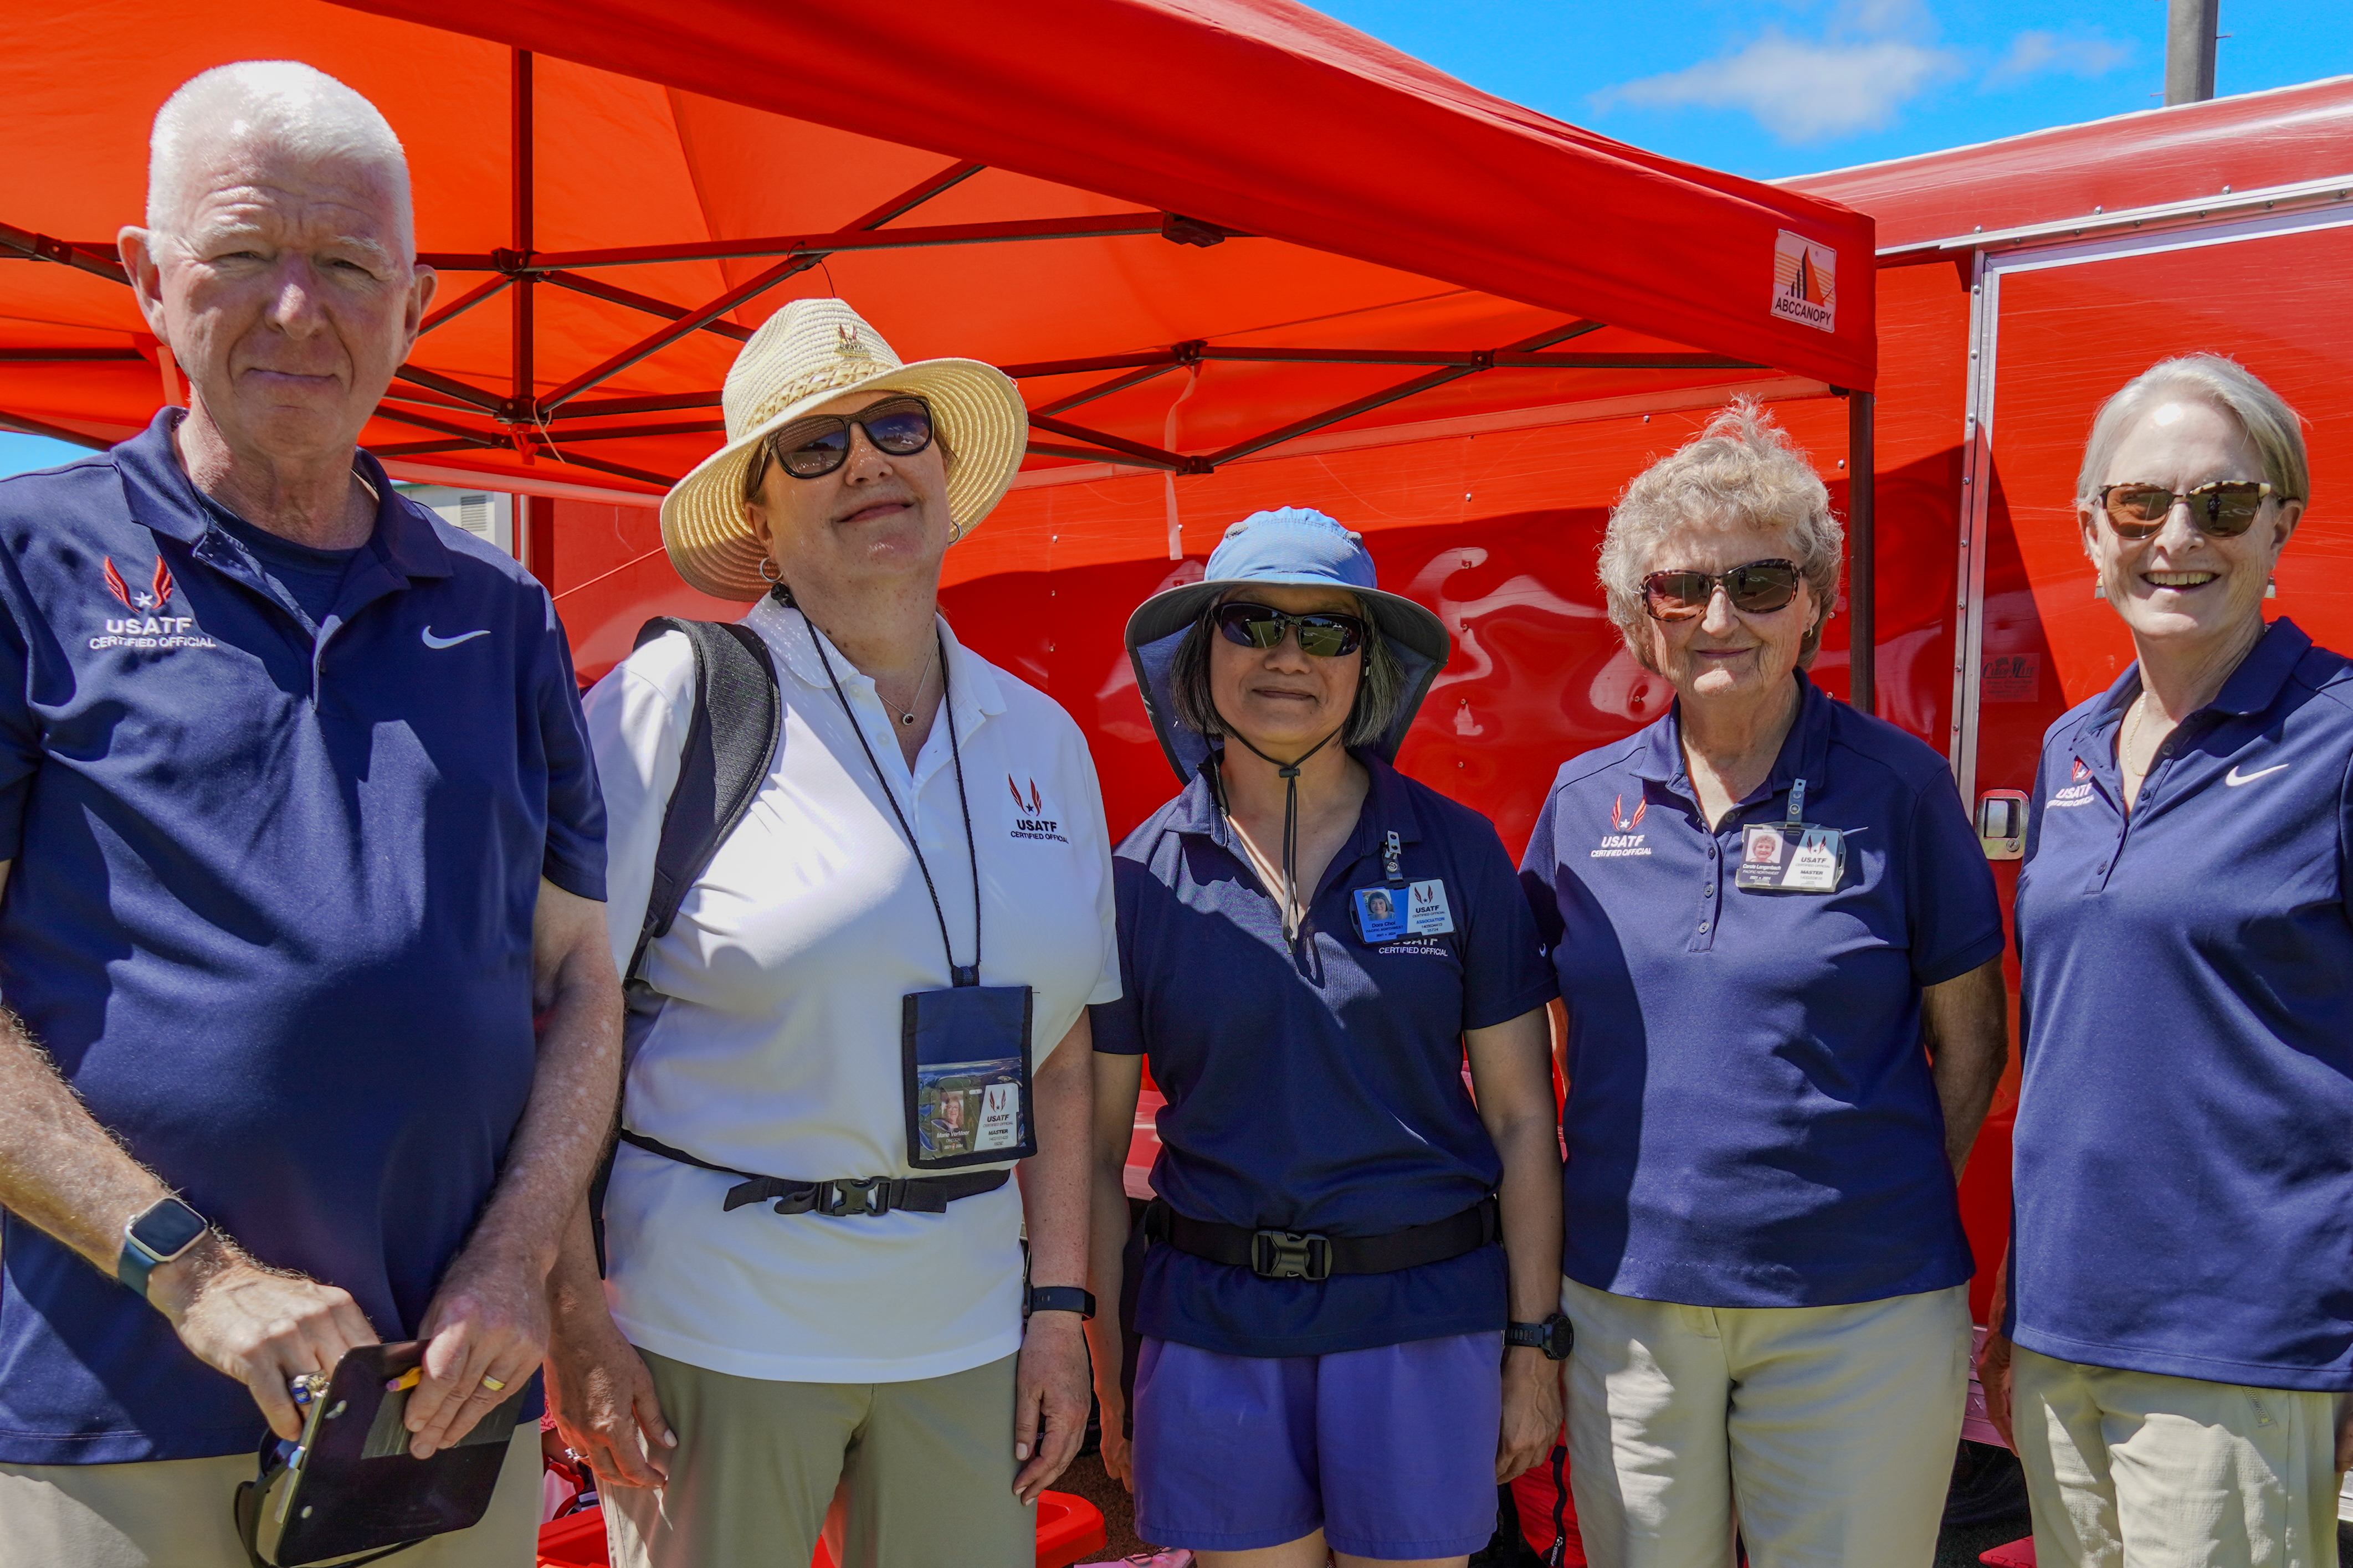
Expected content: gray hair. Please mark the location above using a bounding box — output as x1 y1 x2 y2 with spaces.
1169 593 1407 749
2077 353 2310 505
148 62 413 255
1598 397 1843 670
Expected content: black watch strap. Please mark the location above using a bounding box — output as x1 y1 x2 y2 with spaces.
1506 1312 1573 1360
117 1196 210 1302
1026 1285 1096 1320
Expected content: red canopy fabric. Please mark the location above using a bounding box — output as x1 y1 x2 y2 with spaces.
0 0 1873 501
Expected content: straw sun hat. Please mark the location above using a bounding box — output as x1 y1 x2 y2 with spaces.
659 298 1030 600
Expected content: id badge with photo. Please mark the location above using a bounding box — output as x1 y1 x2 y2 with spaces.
901 984 1037 1170
1353 885 1407 942
1735 824 1847 893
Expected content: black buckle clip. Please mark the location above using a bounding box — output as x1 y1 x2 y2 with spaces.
1250 1229 1331 1282
816 1178 891 1217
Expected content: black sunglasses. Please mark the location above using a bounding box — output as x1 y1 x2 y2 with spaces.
2097 480 2273 541
758 395 935 480
1213 601 1367 658
1641 558 1803 620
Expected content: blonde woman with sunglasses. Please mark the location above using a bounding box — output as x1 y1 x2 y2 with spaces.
1982 356 2350 1568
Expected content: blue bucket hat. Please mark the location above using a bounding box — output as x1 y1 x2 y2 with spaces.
1122 507 1452 784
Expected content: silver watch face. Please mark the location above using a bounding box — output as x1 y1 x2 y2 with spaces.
129 1197 208 1261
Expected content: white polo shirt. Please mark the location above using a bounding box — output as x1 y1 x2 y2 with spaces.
583 592 1120 1384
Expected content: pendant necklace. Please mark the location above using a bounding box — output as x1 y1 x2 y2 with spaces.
881 646 937 728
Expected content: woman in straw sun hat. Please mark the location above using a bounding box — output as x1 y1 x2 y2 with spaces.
545 299 1120 1568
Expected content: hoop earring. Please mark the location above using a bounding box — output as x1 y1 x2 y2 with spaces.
757 556 780 584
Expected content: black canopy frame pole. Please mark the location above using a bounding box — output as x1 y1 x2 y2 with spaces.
1847 389 1877 716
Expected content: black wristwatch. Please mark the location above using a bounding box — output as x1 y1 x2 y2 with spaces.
1506 1312 1573 1360
117 1195 211 1302
1026 1286 1097 1320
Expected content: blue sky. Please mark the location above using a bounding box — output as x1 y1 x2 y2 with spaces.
1321 0 2353 180
7 1 2349 479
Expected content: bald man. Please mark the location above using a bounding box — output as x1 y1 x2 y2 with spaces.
0 63 619 1567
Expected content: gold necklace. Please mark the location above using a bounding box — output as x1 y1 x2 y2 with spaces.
2123 692 2160 779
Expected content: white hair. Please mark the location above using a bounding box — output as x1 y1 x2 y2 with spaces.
147 61 413 255
2077 353 2310 505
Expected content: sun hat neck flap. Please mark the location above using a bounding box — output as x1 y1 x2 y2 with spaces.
658 298 1030 601
1122 507 1450 784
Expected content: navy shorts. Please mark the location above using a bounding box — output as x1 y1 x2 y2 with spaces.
1131 1331 1504 1560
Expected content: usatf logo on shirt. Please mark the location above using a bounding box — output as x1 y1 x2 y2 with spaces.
1006 775 1067 842
1593 792 1650 858
93 555 214 652
1770 230 1836 333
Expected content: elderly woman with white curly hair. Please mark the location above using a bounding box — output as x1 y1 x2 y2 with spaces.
1517 401 2009 1568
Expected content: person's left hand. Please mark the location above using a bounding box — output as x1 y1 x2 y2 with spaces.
1013 1310 1091 1503
1497 1346 1563 1483
2335 1392 2353 1476
402 1252 549 1459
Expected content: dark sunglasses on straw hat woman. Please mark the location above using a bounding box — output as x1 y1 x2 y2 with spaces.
548 299 1118 1568
1085 507 1565 1568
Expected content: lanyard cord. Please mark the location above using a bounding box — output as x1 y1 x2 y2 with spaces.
1215 721 1344 943
796 600 983 987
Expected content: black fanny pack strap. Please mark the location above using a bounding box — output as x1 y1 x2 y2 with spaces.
1142 1194 1500 1279
617 1129 1008 1217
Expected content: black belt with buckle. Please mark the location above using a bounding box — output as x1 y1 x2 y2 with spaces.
618 1129 1008 1216
1142 1194 1499 1282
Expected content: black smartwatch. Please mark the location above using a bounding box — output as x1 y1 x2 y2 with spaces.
117 1195 211 1301
1026 1286 1096 1320
1505 1312 1573 1360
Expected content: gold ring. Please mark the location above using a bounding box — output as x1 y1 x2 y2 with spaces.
479 1375 508 1392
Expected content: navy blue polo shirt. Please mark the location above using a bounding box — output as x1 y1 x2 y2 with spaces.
0 412 604 1463
2011 619 2353 1391
1520 673 2002 1308
1092 750 1557 1358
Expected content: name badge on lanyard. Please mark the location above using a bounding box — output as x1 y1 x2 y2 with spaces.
1353 830 1456 940
1735 777 1846 894
801 602 1038 1171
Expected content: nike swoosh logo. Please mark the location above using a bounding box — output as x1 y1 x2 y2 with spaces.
2224 764 2288 786
421 627 490 650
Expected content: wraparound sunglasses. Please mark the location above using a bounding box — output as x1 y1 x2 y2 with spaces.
1213 602 1368 658
1641 558 1802 621
2096 480 2274 541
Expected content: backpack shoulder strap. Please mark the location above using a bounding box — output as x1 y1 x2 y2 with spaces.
627 616 781 984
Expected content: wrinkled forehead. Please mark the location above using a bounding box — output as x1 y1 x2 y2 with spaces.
1642 512 1803 576
168 131 411 252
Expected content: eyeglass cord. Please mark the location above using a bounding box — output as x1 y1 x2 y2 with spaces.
1214 721 1346 943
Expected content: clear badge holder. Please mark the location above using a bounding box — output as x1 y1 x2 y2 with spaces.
901 979 1037 1169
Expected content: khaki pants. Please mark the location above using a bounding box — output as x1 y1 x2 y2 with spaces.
0 1426 542 1568
2011 1344 2346 1568
1561 1277 1970 1568
604 1347 1032 1568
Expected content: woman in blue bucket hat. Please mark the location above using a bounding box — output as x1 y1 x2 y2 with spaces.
1085 507 1567 1567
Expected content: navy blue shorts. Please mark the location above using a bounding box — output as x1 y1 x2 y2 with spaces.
1131 1331 1503 1560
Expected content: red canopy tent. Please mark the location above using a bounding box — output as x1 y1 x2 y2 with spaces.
1 0 1878 829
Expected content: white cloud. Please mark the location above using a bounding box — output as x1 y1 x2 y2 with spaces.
1593 32 1957 143
1983 30 2134 90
